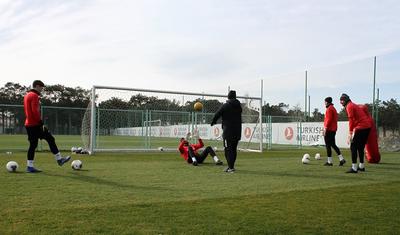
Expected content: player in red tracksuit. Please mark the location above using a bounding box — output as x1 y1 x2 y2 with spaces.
323 97 345 166
178 132 223 166
340 94 372 173
24 80 71 173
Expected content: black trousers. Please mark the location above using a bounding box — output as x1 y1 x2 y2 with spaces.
324 131 341 157
350 128 371 164
26 125 59 161
223 138 239 169
187 146 216 163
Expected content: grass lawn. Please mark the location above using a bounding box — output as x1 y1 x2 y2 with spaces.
1 147 400 234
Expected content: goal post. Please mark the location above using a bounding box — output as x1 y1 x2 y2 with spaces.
81 85 263 154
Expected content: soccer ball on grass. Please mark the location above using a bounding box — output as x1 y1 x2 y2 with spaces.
71 160 83 170
71 146 77 152
6 161 19 172
302 153 310 164
71 146 83 154
315 153 321 160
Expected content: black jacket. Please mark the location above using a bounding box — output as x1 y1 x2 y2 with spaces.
211 99 242 140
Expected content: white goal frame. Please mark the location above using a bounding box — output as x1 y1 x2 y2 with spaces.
83 85 263 154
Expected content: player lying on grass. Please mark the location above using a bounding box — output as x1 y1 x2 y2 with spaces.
178 132 223 166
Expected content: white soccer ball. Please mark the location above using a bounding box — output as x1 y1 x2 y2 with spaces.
213 146 218 151
302 153 311 164
158 147 164 151
302 157 310 164
71 160 83 170
315 153 321 160
71 146 77 153
6 161 19 172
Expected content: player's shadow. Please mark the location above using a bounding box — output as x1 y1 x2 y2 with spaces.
198 162 223 166
374 162 400 165
368 163 400 170
238 169 378 181
43 172 171 192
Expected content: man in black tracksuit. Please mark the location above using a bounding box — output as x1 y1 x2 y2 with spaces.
211 90 242 173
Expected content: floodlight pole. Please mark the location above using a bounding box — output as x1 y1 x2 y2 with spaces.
304 70 308 120
260 79 264 152
376 88 379 133
372 56 377 124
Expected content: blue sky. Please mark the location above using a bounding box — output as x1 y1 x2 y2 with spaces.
0 0 399 112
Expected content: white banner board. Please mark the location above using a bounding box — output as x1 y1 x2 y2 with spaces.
115 121 350 148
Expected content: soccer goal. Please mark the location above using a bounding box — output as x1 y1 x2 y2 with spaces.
81 86 263 154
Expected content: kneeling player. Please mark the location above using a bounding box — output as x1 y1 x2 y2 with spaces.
178 132 223 166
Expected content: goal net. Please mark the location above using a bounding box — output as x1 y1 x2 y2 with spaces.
81 86 263 153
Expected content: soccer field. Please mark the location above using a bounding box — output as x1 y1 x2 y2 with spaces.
1 148 400 234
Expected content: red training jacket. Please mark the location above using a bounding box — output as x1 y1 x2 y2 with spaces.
324 104 338 131
24 89 42 127
178 138 204 161
345 101 372 134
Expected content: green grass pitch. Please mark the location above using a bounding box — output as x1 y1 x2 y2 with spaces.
1 138 400 234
